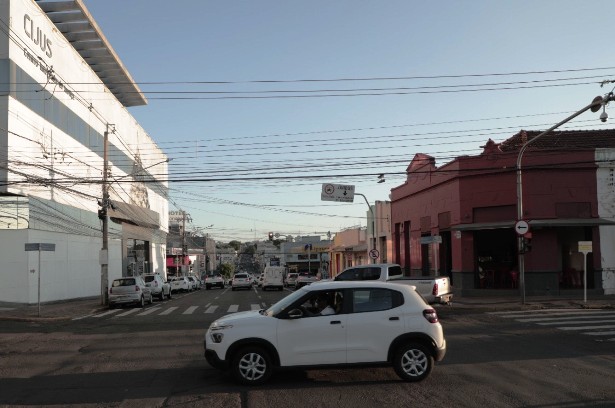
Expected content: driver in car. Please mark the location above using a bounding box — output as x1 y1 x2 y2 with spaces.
316 293 335 315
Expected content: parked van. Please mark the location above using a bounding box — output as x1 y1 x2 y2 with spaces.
262 266 285 291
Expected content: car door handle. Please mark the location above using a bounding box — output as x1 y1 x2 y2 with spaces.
330 320 341 325
389 317 400 321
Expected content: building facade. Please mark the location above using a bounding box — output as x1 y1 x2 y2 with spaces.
390 130 615 296
0 0 169 303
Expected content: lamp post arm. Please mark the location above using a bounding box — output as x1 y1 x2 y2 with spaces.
515 95 605 305
356 193 376 264
516 100 599 220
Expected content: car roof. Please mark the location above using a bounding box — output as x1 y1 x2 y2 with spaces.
304 280 415 292
345 263 401 269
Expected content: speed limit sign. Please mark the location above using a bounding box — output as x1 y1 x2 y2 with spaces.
369 249 380 260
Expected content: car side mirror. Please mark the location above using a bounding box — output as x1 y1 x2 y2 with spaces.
287 309 303 319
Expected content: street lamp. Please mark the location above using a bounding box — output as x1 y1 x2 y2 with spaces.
516 93 613 304
355 192 376 264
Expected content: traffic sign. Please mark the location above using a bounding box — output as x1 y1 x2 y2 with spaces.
321 183 355 202
578 241 592 253
369 249 380 260
514 220 530 235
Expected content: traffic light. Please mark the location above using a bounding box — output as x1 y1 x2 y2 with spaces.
268 232 274 241
519 235 532 254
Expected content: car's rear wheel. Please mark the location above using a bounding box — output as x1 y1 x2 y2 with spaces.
393 343 433 382
231 346 273 385
167 289 173 299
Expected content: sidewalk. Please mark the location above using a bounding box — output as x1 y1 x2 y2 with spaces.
0 294 613 322
0 297 105 322
451 294 615 312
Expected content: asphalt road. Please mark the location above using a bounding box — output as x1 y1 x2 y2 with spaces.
1 286 614 407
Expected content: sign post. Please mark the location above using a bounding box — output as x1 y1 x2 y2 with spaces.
578 241 593 304
25 243 56 317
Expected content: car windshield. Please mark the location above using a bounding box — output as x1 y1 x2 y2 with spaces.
144 276 155 282
264 287 308 317
235 274 247 279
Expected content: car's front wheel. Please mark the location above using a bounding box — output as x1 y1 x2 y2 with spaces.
167 289 173 299
138 295 145 308
231 346 273 385
393 343 433 382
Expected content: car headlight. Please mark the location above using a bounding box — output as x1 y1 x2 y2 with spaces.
209 324 233 343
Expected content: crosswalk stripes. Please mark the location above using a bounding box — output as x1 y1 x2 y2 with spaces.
158 306 178 315
77 303 269 320
205 305 218 314
138 307 162 316
182 306 199 315
117 308 141 317
488 309 615 341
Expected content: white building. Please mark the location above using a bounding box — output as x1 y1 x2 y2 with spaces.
0 0 169 303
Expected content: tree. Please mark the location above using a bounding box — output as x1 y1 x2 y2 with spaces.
228 240 241 251
219 262 235 278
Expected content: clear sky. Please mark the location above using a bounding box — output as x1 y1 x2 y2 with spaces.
82 0 615 243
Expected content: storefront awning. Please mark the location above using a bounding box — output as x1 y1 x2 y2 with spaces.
108 200 160 229
452 218 615 231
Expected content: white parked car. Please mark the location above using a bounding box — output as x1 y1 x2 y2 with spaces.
143 274 172 300
204 281 446 385
205 274 225 290
187 276 200 290
108 276 153 308
169 276 191 292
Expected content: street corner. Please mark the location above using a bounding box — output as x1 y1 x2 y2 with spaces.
0 299 106 322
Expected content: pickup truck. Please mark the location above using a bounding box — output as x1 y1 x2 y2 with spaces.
295 272 319 289
334 263 453 305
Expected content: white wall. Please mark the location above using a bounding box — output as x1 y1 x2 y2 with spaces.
0 228 122 303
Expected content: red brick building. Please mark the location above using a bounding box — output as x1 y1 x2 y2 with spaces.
390 129 615 296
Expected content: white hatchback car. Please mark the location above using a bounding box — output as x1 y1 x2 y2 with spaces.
204 281 446 385
169 276 191 292
108 276 153 308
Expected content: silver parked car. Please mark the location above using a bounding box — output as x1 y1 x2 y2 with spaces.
108 276 153 308
143 274 172 300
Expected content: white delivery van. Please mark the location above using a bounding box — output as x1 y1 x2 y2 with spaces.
262 266 285 291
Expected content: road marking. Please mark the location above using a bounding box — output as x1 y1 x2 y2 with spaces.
116 308 141 317
517 312 615 322
137 307 162 316
583 330 615 336
205 306 218 313
159 307 178 315
559 324 615 331
489 309 615 341
183 306 199 314
93 309 121 318
228 305 239 312
537 319 615 326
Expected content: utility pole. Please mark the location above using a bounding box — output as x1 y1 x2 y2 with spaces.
181 210 186 276
100 124 114 306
